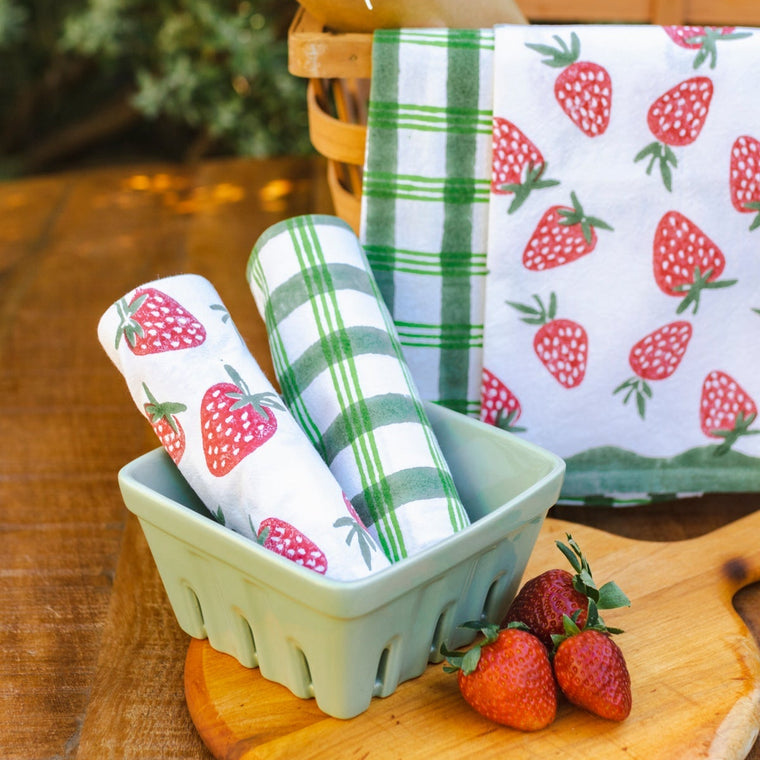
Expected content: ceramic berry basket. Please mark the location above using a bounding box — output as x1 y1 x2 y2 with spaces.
117 401 564 719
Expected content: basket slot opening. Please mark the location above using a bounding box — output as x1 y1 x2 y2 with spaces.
184 584 206 632
236 615 258 667
293 646 314 696
374 646 391 691
429 604 454 662
481 573 509 623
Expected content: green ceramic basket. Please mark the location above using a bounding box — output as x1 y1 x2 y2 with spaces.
117 401 565 719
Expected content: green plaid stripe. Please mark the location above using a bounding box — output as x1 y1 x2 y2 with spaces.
252 216 468 561
361 27 493 415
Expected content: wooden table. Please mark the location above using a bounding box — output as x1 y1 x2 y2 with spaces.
2 155 760 759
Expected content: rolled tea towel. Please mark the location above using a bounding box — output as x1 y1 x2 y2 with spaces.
247 214 470 563
98 273 389 580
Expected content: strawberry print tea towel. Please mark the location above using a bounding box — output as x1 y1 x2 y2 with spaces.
98 274 389 580
359 28 494 417
247 215 469 563
483 24 760 505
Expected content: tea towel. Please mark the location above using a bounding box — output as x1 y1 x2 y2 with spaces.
483 24 760 505
359 28 494 416
98 274 390 579
247 215 469 563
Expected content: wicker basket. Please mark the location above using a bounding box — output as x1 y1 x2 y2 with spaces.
288 2 760 234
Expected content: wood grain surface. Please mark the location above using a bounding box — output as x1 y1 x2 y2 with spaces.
184 514 760 759
3 155 760 760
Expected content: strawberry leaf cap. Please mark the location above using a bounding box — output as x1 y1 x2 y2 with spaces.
441 621 502 675
687 27 752 69
526 32 581 68
671 266 737 315
223 364 286 415
142 383 187 433
506 291 557 326
635 142 679 191
711 411 760 456
613 377 653 419
501 161 560 214
556 534 631 614
744 201 760 232
114 293 149 349
557 191 613 244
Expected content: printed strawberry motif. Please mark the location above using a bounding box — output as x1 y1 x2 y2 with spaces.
201 364 284 476
635 77 714 191
699 370 760 455
142 383 187 464
522 191 613 270
652 210 736 314
729 135 760 231
526 32 612 137
663 26 751 69
114 287 206 354
442 622 557 731
613 321 692 418
552 620 632 722
503 534 630 650
256 517 328 574
507 292 588 388
491 117 559 212
333 495 379 571
480 368 525 432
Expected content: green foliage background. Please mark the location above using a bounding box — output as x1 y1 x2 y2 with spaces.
0 0 311 176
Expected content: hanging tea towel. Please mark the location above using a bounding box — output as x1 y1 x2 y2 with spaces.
483 24 760 505
247 215 469 563
359 28 495 417
98 274 390 580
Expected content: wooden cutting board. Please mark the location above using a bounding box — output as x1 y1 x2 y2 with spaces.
184 514 760 759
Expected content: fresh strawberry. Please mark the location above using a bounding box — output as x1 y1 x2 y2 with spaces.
522 191 612 270
480 368 525 432
699 370 760 454
526 32 612 137
142 383 187 464
663 26 751 69
729 135 760 231
635 77 714 190
507 292 588 388
201 364 284 476
613 321 693 418
256 517 328 574
503 534 630 649
552 619 632 722
333 495 379 571
491 117 559 212
114 287 206 355
442 622 557 731
652 210 736 314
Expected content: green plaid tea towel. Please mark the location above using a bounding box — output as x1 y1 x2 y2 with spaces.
247 215 469 563
359 28 494 417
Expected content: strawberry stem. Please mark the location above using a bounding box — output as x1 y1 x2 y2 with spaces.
441 621 501 675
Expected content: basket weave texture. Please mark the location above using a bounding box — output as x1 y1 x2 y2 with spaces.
288 2 760 233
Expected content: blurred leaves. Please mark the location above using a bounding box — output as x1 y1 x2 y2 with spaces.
0 0 311 176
